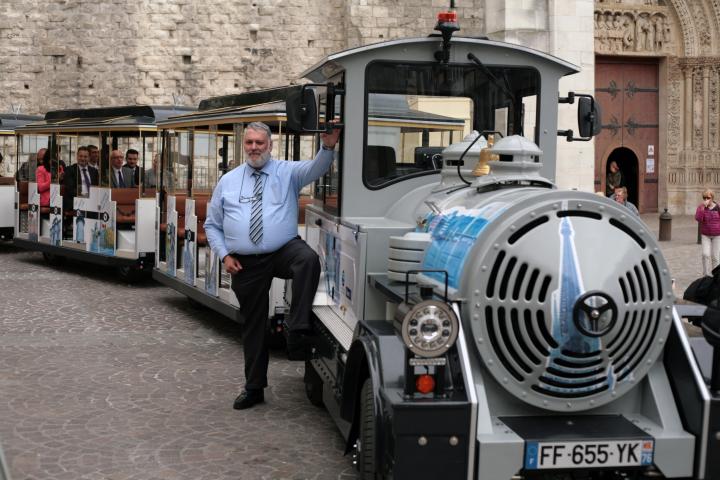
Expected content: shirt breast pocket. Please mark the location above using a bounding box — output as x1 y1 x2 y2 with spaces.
267 178 289 206
222 189 241 205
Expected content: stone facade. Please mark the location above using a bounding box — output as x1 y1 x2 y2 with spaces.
0 1 610 200
0 0 484 114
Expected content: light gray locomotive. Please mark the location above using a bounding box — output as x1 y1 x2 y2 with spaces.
284 5 720 480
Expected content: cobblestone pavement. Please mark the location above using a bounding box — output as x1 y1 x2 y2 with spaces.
0 215 706 480
639 213 703 297
0 245 358 480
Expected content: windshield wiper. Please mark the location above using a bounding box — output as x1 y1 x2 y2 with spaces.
466 52 517 109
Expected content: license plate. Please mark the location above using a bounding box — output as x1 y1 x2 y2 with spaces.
524 440 654 470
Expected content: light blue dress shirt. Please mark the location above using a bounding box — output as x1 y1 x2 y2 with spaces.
204 148 334 258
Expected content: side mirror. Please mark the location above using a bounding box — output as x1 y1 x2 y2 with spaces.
578 96 602 138
557 92 603 142
286 86 318 133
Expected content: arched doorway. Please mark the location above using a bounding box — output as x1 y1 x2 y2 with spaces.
594 57 659 213
606 147 639 207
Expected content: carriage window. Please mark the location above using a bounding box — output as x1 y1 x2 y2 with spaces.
364 62 540 189
165 129 190 194
20 135 49 182
0 135 15 177
192 131 215 193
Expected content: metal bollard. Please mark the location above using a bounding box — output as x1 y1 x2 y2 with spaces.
659 208 672 241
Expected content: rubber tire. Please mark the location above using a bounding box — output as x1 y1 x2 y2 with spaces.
117 266 142 283
42 252 65 266
187 297 205 310
303 360 324 408
357 378 378 479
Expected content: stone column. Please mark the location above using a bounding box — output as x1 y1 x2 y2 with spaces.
485 0 549 50
684 67 693 149
549 0 595 191
704 67 710 150
485 0 595 190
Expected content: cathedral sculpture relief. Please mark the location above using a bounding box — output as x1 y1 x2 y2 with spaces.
594 9 672 53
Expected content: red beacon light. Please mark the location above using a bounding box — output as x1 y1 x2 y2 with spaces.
434 1 460 64
437 10 458 25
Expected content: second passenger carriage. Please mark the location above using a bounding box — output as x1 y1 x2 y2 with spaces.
152 86 465 325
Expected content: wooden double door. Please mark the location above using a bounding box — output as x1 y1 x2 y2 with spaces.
595 57 659 212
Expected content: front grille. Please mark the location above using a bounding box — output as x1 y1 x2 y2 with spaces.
471 200 673 411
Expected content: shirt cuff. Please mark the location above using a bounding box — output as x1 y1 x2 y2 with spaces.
321 144 334 151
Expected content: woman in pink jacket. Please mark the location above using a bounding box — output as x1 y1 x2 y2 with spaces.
36 157 51 208
695 188 720 275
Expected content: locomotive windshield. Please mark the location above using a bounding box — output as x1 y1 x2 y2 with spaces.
364 61 540 188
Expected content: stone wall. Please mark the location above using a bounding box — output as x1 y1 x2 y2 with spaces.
0 0 485 115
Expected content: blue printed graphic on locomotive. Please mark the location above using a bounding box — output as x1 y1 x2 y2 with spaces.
421 204 506 289
545 216 615 394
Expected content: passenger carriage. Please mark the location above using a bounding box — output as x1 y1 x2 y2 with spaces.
13 105 193 281
274 6 719 480
0 114 41 240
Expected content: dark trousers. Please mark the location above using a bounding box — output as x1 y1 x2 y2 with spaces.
230 237 320 390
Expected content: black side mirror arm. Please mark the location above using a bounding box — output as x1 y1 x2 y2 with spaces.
701 306 720 393
557 92 599 142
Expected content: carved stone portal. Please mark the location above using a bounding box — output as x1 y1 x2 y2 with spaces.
594 8 673 54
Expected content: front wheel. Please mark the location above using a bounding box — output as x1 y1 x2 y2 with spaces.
117 266 142 283
187 296 205 309
357 378 379 479
42 252 65 266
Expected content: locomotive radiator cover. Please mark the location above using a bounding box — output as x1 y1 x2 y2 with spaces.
421 189 674 412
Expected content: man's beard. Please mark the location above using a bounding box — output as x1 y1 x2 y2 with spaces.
247 150 271 169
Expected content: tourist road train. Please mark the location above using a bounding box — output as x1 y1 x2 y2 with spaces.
7 4 720 480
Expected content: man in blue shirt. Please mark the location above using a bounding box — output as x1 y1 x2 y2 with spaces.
205 121 340 410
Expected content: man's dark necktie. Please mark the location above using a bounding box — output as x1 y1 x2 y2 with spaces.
249 172 263 244
118 170 125 187
81 168 91 193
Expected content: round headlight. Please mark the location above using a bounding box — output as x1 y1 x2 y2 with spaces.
401 300 459 357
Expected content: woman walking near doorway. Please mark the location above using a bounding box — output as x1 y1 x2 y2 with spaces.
696 189 720 275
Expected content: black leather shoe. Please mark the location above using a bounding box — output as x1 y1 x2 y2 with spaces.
286 330 313 361
233 389 264 410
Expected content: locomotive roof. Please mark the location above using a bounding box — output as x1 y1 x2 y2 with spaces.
301 36 580 82
16 105 195 133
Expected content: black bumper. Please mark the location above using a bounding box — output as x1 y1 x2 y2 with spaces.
13 237 152 269
152 269 243 323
